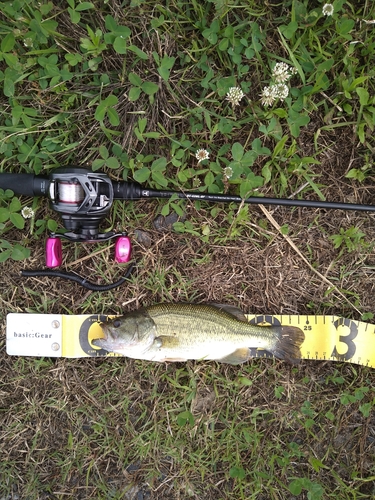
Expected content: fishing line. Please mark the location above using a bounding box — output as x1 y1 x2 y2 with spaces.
58 182 85 204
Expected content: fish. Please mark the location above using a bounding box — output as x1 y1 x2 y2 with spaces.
92 303 305 365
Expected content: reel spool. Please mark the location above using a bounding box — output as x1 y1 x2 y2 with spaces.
56 181 85 205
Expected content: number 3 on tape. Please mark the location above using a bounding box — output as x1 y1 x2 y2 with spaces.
331 318 358 362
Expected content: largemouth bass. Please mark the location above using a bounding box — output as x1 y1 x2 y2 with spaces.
92 303 305 365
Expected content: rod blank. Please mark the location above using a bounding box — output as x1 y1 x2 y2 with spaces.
140 188 375 213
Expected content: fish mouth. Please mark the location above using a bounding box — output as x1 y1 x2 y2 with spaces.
91 322 110 348
91 338 105 348
91 323 135 350
98 322 109 337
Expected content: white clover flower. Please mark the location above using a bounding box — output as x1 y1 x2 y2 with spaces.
271 83 289 101
23 37 33 48
195 149 210 163
21 206 35 219
260 83 289 106
272 62 291 83
226 87 245 107
322 3 334 16
261 60 297 107
260 86 276 107
223 166 233 179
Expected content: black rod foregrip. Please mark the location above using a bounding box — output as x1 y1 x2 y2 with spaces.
0 173 50 196
112 181 142 200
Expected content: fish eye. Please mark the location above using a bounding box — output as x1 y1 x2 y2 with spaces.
113 319 121 328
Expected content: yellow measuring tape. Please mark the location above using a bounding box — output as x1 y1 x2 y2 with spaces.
6 313 375 367
245 314 375 368
60 313 375 367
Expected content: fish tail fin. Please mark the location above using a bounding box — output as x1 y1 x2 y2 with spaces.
269 326 305 364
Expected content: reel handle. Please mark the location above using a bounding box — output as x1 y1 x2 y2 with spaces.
45 235 132 268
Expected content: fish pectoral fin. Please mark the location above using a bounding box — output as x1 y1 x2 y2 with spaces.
150 336 185 362
152 335 180 349
153 335 173 348
216 348 250 365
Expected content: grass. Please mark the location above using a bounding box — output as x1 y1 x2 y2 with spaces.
1 0 375 498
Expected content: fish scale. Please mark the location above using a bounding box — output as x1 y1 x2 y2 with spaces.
145 303 278 344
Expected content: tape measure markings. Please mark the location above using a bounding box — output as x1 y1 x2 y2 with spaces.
248 314 375 369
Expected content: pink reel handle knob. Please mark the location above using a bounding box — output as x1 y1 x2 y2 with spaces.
46 237 62 268
115 236 132 263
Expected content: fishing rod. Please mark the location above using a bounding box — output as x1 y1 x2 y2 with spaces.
1 166 374 269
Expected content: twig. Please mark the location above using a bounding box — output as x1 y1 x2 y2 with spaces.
258 205 362 314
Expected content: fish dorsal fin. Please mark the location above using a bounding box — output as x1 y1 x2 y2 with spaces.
207 303 248 322
216 348 250 365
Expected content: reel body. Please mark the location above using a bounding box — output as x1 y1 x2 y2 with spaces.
48 167 113 240
45 167 131 267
